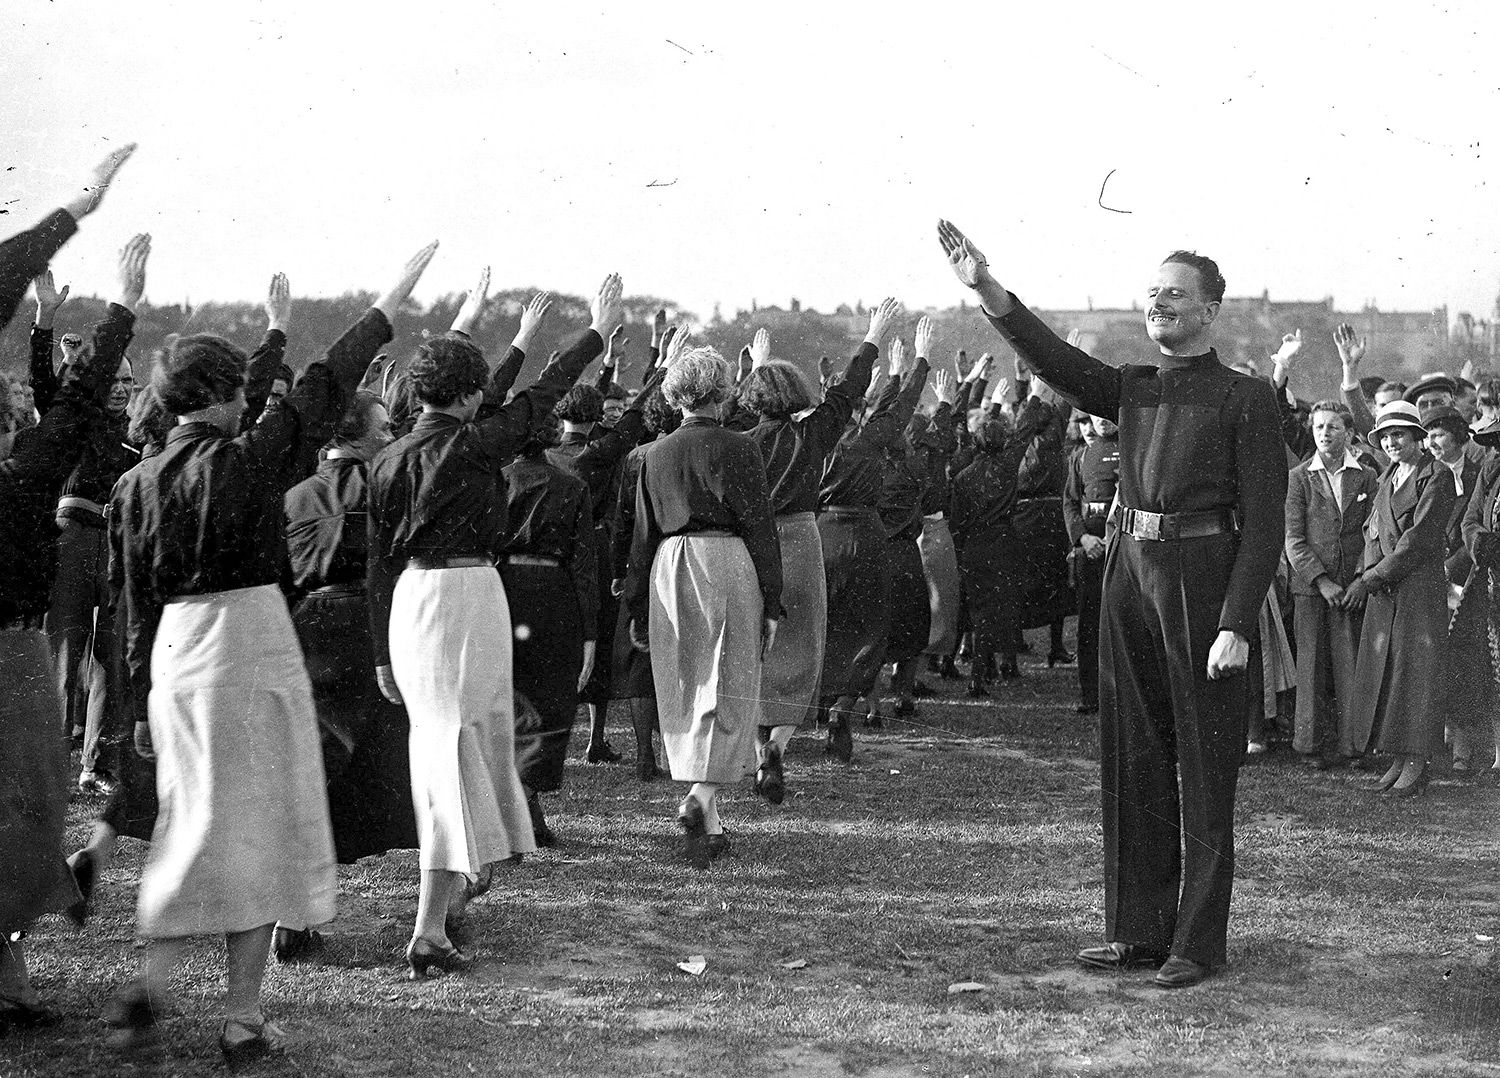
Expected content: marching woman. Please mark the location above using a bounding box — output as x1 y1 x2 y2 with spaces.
0 145 138 1031
368 272 617 974
918 353 978 680
734 303 892 801
1344 401 1456 797
105 238 427 1059
500 414 599 847
951 376 1049 695
814 324 929 759
280 384 419 961
624 341 783 869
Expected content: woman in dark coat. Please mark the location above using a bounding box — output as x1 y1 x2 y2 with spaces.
1449 422 1500 783
815 339 929 759
950 379 1048 695
735 306 889 799
282 389 420 957
1344 401 1456 797
500 414 598 845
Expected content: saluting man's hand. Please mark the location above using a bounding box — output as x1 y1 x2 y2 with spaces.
1205 630 1249 680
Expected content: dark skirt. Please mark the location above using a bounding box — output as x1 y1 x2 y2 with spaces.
959 523 1024 642
885 535 931 664
817 507 891 699
579 523 615 706
499 561 585 793
612 592 655 700
292 586 419 864
1011 496 1075 629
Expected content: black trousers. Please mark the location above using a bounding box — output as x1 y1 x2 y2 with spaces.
1075 551 1104 708
1099 531 1251 968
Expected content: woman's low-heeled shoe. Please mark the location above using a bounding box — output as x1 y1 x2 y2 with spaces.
678 797 711 870
1383 763 1431 799
219 1018 286 1064
102 981 157 1049
705 831 732 861
405 937 473 979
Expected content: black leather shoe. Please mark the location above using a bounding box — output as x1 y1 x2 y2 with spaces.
103 981 158 1049
1047 649 1076 668
586 740 622 764
938 657 960 680
678 797 711 870
636 754 662 782
526 792 556 847
705 831 732 861
756 745 785 805
272 926 324 964
406 937 473 979
1153 955 1211 988
825 718 853 762
966 679 989 698
1075 942 1168 971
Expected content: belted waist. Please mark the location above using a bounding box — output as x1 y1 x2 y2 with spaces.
56 496 107 527
819 505 879 517
506 554 562 567
1015 494 1062 504
1113 506 1237 542
307 582 364 599
1085 501 1112 516
678 529 735 539
775 511 817 523
406 555 492 571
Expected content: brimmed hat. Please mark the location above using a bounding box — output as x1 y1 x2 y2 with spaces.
1369 400 1427 438
1423 405 1470 442
1404 373 1456 404
1472 416 1500 447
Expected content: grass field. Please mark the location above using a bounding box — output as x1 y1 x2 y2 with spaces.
5 639 1500 1077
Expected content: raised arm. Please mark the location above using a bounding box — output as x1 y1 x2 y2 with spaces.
938 219 1122 418
448 265 490 338
28 271 68 414
596 325 625 391
805 297 897 442
479 291 554 415
1334 323 1375 438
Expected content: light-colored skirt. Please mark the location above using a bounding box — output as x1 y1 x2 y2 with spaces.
650 534 764 784
1258 587 1296 720
918 514 960 655
392 565 535 876
140 584 336 937
0 628 80 934
759 513 826 729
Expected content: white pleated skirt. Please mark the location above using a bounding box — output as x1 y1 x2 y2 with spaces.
391 565 535 876
140 584 336 937
650 534 763 784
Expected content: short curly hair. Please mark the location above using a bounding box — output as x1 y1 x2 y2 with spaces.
974 410 1014 452
739 360 812 420
556 383 604 424
152 334 247 415
643 389 679 435
663 346 733 411
408 335 488 408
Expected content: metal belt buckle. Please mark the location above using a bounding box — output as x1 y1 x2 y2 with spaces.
1134 510 1163 541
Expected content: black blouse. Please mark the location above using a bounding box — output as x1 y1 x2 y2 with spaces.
546 365 665 522
950 398 1048 540
747 343 875 515
624 416 783 623
367 329 604 665
501 454 599 639
817 359 930 510
285 454 371 595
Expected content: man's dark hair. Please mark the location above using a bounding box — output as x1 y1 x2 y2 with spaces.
152 334 247 415
1377 380 1407 398
1161 250 1226 304
408 335 488 408
556 384 603 424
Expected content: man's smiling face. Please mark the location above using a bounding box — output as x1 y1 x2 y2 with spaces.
1145 262 1218 352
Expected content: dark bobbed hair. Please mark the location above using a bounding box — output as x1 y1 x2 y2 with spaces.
556 384 604 424
152 334 247 415
739 360 813 420
1426 408 1471 443
332 390 387 446
974 413 1013 452
520 409 563 457
643 390 679 435
1161 250 1226 304
408 335 488 408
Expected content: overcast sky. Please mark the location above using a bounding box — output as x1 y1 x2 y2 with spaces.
3 1 1496 324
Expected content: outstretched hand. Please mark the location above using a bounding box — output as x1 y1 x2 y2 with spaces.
914 315 935 360
591 273 625 339
264 270 291 332
1333 323 1366 371
66 142 138 221
888 337 908 379
604 325 626 366
33 270 70 327
651 307 668 348
864 297 901 347
375 240 440 322
1272 328 1303 366
116 233 151 311
990 376 1012 407
663 323 691 368
932 369 956 406
514 291 553 353
953 348 969 380
449 265 491 336
937 219 1011 316
750 327 771 368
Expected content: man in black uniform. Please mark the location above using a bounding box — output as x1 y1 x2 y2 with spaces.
938 221 1286 988
1062 413 1120 715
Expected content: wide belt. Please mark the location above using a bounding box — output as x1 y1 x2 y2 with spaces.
1085 501 1112 516
506 554 562 567
56 496 107 528
1114 506 1236 542
406 555 492 571
680 529 734 539
308 582 363 598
